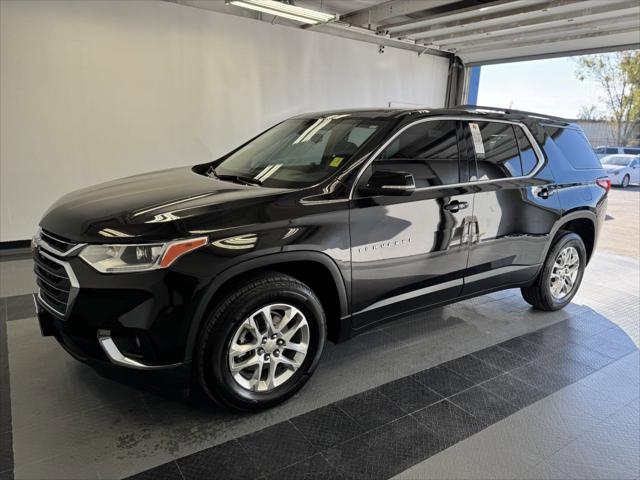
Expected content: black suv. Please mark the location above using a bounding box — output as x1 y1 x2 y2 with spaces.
33 106 608 410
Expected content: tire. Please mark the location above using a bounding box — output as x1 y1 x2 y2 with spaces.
621 175 630 188
521 232 586 311
196 271 326 411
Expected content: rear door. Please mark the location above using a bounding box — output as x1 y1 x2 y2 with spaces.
461 120 561 295
349 119 474 329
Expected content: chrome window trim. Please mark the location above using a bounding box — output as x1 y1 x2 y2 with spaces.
349 116 546 200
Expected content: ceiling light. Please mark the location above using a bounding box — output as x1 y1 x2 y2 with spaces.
228 0 336 25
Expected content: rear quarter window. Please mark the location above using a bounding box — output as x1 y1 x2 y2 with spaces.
623 148 640 155
542 126 601 170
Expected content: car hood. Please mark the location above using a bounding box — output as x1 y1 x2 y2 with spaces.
40 167 292 242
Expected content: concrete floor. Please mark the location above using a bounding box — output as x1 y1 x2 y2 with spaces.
597 185 640 259
0 187 638 480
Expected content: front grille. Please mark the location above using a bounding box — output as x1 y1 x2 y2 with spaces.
41 229 79 255
34 248 73 318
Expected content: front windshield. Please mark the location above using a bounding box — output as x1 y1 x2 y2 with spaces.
602 156 631 166
212 115 385 188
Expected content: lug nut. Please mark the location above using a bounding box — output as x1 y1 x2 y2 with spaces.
273 349 280 357
257 348 264 355
261 337 267 344
277 339 285 346
264 353 270 361
271 334 278 339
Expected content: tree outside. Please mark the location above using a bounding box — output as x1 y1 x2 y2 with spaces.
575 50 640 147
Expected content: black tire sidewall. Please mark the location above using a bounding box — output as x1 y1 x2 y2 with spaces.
539 233 586 310
622 175 630 188
199 277 325 410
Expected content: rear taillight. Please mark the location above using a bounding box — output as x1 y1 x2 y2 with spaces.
596 177 611 192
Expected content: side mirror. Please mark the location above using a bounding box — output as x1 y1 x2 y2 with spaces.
361 170 416 196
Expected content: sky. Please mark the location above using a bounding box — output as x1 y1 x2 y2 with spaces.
476 56 605 119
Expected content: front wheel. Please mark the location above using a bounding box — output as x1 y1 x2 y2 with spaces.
621 174 630 188
521 232 586 311
196 272 326 411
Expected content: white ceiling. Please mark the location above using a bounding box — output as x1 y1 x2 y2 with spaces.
173 0 640 64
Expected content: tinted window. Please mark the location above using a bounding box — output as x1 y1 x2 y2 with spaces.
514 126 539 175
212 116 384 188
623 148 640 155
606 147 618 154
543 127 601 170
375 120 459 187
467 121 522 179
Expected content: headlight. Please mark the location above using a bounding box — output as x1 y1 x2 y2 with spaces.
79 237 208 273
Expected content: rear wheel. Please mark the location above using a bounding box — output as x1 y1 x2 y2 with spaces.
621 174 630 188
196 272 326 411
521 232 586 311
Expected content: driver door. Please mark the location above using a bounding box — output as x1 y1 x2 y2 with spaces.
349 119 475 329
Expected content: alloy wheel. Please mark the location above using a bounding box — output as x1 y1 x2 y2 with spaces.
228 303 310 392
549 246 580 300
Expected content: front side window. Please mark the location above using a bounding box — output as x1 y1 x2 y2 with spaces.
466 121 522 179
374 120 460 187
211 115 384 188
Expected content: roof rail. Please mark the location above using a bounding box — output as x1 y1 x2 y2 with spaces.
455 104 568 123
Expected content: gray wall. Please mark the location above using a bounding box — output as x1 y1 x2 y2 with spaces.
0 0 449 242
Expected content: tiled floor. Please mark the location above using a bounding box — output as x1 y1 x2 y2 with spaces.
0 250 638 480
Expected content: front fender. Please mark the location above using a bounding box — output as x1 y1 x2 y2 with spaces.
182 250 349 363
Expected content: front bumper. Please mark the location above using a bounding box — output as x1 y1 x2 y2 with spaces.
33 234 215 371
36 300 191 385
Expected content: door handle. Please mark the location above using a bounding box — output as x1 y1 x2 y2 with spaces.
444 200 469 212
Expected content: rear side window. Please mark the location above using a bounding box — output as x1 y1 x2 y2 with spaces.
606 147 617 154
514 126 539 176
623 148 640 155
543 126 601 169
466 121 522 179
376 120 460 187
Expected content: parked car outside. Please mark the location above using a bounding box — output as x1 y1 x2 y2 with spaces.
594 146 640 159
33 106 609 411
601 154 640 187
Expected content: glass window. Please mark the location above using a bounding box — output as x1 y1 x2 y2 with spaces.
543 126 601 170
623 148 640 155
468 121 522 179
606 147 618 154
514 126 539 175
603 156 631 166
210 116 385 188
374 120 460 187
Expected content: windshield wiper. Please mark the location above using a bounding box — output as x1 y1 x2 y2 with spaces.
207 168 262 186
